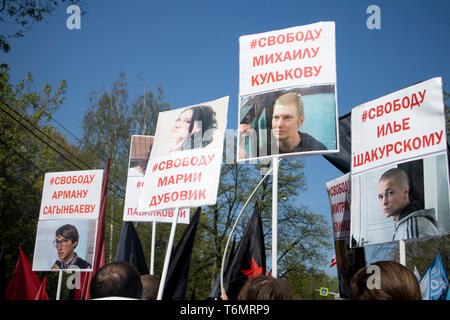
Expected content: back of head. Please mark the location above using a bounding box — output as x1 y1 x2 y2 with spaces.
141 274 160 300
90 261 143 299
351 260 421 300
237 275 294 300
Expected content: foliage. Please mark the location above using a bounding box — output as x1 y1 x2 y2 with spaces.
404 235 450 278
2 68 336 300
80 72 170 263
0 65 76 298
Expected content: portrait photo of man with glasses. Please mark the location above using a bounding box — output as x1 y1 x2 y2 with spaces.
51 224 91 270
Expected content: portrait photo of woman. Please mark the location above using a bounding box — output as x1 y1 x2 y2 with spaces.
149 97 227 160
170 105 218 152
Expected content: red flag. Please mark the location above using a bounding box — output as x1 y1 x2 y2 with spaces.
34 276 49 300
329 255 336 268
5 247 42 300
76 158 110 300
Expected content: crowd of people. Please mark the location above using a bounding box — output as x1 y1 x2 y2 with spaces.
89 260 422 300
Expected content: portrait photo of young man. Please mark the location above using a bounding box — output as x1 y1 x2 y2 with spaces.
51 224 91 270
238 85 337 160
351 154 450 247
32 219 96 271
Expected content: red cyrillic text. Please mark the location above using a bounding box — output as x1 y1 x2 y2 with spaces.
157 172 202 188
42 204 96 215
251 66 322 87
148 189 207 208
51 174 95 185
376 118 410 138
157 154 215 172
330 200 351 215
367 90 426 121
327 181 350 197
256 28 322 48
253 47 320 67
126 208 187 219
51 189 88 200
333 220 350 233
353 130 444 168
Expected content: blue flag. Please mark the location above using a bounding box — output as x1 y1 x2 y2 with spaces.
419 254 449 300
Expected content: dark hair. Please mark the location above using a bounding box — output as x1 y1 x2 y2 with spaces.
181 105 218 150
140 274 160 300
351 260 422 300
237 275 294 300
129 151 150 175
55 224 79 247
90 261 143 299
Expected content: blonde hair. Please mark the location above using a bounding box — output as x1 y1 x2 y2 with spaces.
274 92 304 118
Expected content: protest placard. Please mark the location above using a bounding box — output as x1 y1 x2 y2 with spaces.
39 170 103 220
326 173 366 299
351 77 447 174
122 135 189 223
350 78 450 247
238 22 338 160
33 169 103 271
138 97 228 212
326 173 351 241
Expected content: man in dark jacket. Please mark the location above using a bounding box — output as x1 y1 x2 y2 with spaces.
377 168 440 241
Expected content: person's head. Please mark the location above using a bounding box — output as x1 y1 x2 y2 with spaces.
271 92 305 143
351 260 421 300
377 168 410 221
54 224 79 262
237 275 294 300
90 261 143 299
171 105 218 149
140 274 160 300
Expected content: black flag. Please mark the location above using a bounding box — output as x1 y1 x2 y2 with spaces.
223 202 266 300
208 235 236 299
115 221 149 275
323 112 351 173
163 207 201 299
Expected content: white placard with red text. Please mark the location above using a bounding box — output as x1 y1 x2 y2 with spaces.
138 97 228 212
326 173 351 241
239 22 336 96
350 77 450 247
351 77 446 174
39 170 103 220
237 22 339 161
122 135 190 223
